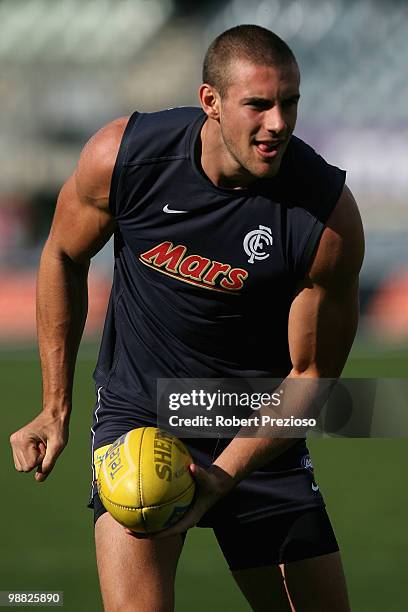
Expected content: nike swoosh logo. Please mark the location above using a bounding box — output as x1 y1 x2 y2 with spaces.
163 204 189 214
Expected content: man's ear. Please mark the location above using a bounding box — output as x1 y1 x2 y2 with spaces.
199 83 221 120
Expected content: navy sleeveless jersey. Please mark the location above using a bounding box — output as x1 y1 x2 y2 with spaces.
93 107 346 409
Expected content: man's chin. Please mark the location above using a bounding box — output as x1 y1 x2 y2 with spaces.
253 160 282 179
232 156 282 185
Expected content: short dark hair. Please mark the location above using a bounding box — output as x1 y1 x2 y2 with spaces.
202 24 298 97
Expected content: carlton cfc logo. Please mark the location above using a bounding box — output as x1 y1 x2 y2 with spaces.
243 225 273 264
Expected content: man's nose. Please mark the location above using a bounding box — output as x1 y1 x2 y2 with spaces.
264 105 286 134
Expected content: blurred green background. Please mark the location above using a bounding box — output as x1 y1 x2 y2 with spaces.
1 343 407 611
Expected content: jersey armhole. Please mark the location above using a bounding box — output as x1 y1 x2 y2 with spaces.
297 219 324 279
297 169 346 278
108 111 140 217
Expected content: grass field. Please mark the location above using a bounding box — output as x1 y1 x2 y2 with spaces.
1 342 407 611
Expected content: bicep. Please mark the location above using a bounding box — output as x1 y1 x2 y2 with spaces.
288 185 364 378
44 117 129 264
288 278 359 378
47 174 115 266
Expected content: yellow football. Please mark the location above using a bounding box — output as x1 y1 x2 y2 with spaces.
97 427 195 533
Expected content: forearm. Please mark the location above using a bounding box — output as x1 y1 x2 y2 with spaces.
37 240 89 417
211 255 361 491
210 370 333 493
210 436 295 494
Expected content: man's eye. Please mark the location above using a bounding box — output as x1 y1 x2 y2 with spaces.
282 98 299 108
248 102 268 110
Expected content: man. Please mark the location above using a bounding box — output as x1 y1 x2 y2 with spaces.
10 25 363 611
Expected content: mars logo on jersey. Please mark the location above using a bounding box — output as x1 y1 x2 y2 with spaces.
139 241 248 293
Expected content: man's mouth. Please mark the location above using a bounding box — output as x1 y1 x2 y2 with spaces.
254 140 284 159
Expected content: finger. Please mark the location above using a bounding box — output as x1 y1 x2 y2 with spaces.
124 528 150 539
151 510 198 539
189 463 203 476
35 469 47 482
190 463 208 482
189 464 216 491
151 522 194 539
10 442 23 470
35 443 61 482
35 463 51 482
11 450 22 471
14 443 45 473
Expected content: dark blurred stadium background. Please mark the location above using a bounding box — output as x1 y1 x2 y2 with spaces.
1 1 407 610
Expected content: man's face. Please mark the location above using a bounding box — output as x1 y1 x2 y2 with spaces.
217 60 300 181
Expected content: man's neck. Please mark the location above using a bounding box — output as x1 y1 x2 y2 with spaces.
199 120 253 190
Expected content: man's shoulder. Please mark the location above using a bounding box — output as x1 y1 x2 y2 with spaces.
274 135 346 223
135 106 204 131
75 116 130 207
143 106 203 119
309 185 364 290
285 135 337 176
119 107 204 164
84 106 204 158
80 116 130 169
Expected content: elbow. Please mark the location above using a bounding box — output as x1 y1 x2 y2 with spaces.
42 239 91 272
289 362 343 379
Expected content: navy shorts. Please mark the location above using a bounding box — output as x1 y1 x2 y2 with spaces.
89 387 339 569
